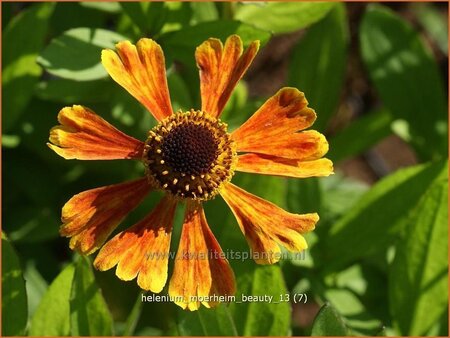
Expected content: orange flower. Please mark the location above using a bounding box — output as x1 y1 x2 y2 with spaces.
48 35 333 311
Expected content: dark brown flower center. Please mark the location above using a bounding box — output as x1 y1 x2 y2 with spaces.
143 110 236 201
161 123 219 176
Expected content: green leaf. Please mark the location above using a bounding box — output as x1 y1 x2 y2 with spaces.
175 305 238 336
287 178 322 215
38 28 128 81
319 174 369 224
29 264 75 336
311 303 349 336
322 288 382 335
235 2 335 34
190 2 219 23
23 263 48 320
122 293 144 336
238 265 291 336
70 256 113 336
6 206 59 243
288 3 348 131
49 2 110 37
2 234 28 336
323 160 447 273
220 81 249 123
160 2 193 34
160 20 271 53
35 78 115 103
80 2 121 13
120 2 167 36
167 71 193 112
328 109 393 163
412 3 448 56
2 3 55 131
389 169 448 335
360 5 447 160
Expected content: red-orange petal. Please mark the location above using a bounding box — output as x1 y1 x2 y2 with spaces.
237 153 334 178
61 178 152 255
237 130 329 160
196 35 259 118
94 196 177 293
48 105 144 160
231 88 316 150
168 201 235 311
220 182 318 264
102 39 173 121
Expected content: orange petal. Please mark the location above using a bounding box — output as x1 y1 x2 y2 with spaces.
94 196 177 293
102 39 173 121
61 178 152 255
231 88 316 150
48 105 144 160
238 130 329 160
237 154 334 178
220 183 318 264
168 201 235 311
196 35 259 118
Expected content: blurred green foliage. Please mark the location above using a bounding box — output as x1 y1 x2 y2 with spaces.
2 2 448 337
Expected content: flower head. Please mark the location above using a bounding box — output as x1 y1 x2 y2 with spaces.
48 35 333 310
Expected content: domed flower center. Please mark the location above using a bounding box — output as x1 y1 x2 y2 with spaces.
143 110 236 201
161 123 218 176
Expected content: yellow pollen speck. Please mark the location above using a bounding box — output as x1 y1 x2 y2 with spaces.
173 178 178 185
162 170 169 175
185 184 190 191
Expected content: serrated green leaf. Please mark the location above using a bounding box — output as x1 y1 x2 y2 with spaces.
38 28 128 81
311 303 349 336
323 160 447 273
29 264 75 336
360 5 447 160
328 109 393 163
2 3 55 131
2 234 28 336
389 170 448 335
288 3 348 131
235 2 335 34
70 256 113 336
